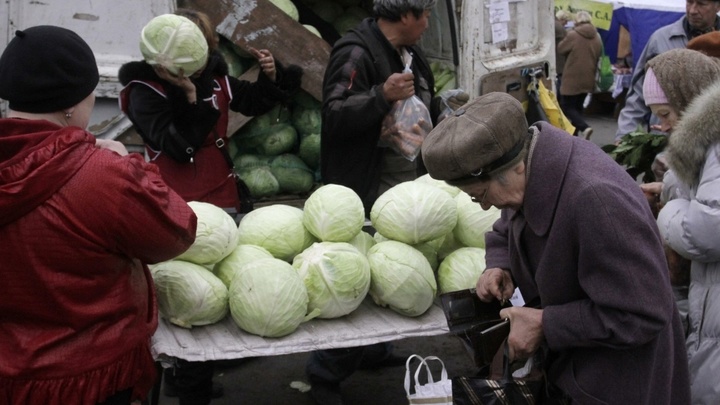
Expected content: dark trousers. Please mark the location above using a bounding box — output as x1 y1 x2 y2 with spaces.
164 360 214 405
306 342 393 384
560 93 589 133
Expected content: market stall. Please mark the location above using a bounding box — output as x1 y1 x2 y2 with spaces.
151 297 449 363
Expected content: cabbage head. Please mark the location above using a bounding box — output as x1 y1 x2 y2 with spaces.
238 166 280 198
214 244 274 287
238 205 316 262
298 133 321 170
228 257 313 337
453 192 501 248
303 184 365 242
292 242 371 318
176 201 240 265
414 173 461 197
269 0 299 21
412 242 439 272
436 231 466 261
150 260 229 328
291 104 322 136
437 247 487 294
140 14 208 77
366 241 437 317
347 230 376 255
371 181 457 244
269 154 315 194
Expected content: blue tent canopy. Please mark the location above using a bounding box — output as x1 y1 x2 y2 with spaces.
596 3 684 68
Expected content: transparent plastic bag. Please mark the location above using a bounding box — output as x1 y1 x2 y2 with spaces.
380 96 433 161
379 51 434 161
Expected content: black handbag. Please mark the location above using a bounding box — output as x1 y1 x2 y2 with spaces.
452 342 547 405
439 289 512 367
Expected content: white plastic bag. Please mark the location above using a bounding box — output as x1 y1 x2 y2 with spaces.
379 52 433 161
404 354 453 405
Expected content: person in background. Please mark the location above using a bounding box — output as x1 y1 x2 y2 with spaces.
313 0 467 404
639 49 720 334
615 0 720 141
655 75 720 405
632 49 720 402
556 10 602 140
554 10 571 102
421 92 691 404
119 10 302 219
118 9 303 405
0 25 197 405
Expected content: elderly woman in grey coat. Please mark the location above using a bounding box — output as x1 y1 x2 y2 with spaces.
422 92 691 404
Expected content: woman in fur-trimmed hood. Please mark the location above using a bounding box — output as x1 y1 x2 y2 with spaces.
656 76 720 403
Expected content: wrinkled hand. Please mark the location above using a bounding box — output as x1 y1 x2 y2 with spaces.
500 307 544 361
445 91 470 110
476 268 514 303
95 139 128 156
153 65 197 103
249 47 277 82
640 181 663 216
651 152 669 182
383 72 415 103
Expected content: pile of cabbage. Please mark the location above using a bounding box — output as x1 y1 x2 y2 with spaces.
150 178 500 338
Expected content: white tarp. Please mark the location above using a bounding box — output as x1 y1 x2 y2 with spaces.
151 298 449 363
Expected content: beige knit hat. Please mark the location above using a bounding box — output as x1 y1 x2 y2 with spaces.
421 92 528 182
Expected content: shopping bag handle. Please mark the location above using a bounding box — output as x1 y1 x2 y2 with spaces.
404 354 449 396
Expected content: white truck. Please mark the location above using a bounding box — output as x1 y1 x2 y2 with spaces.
1 0 556 142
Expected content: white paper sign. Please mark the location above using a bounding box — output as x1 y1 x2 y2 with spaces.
491 22 508 43
488 1 511 23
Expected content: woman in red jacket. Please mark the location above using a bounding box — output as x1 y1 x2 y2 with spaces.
0 26 197 404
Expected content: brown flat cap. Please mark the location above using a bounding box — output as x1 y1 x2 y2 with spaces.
421 92 528 181
687 31 720 58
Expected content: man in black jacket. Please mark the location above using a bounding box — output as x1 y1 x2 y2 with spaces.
311 1 467 404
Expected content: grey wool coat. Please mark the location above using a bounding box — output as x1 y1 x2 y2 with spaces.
659 79 720 404
485 122 691 404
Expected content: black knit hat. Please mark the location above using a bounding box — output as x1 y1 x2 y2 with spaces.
0 25 99 113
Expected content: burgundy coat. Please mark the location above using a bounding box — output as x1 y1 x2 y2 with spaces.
0 119 196 404
485 122 690 404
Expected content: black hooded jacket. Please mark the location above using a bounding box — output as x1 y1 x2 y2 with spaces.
320 18 440 211
118 51 303 162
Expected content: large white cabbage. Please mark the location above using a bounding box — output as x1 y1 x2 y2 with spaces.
237 205 316 262
292 242 371 318
347 230 376 255
140 14 208 77
414 173 462 197
453 192 501 248
303 184 365 242
437 247 487 294
176 201 240 265
150 260 229 328
214 244 274 288
366 241 437 317
228 257 315 337
371 181 457 244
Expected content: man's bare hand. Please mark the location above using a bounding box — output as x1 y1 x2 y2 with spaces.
383 72 414 103
476 268 514 303
500 307 544 361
